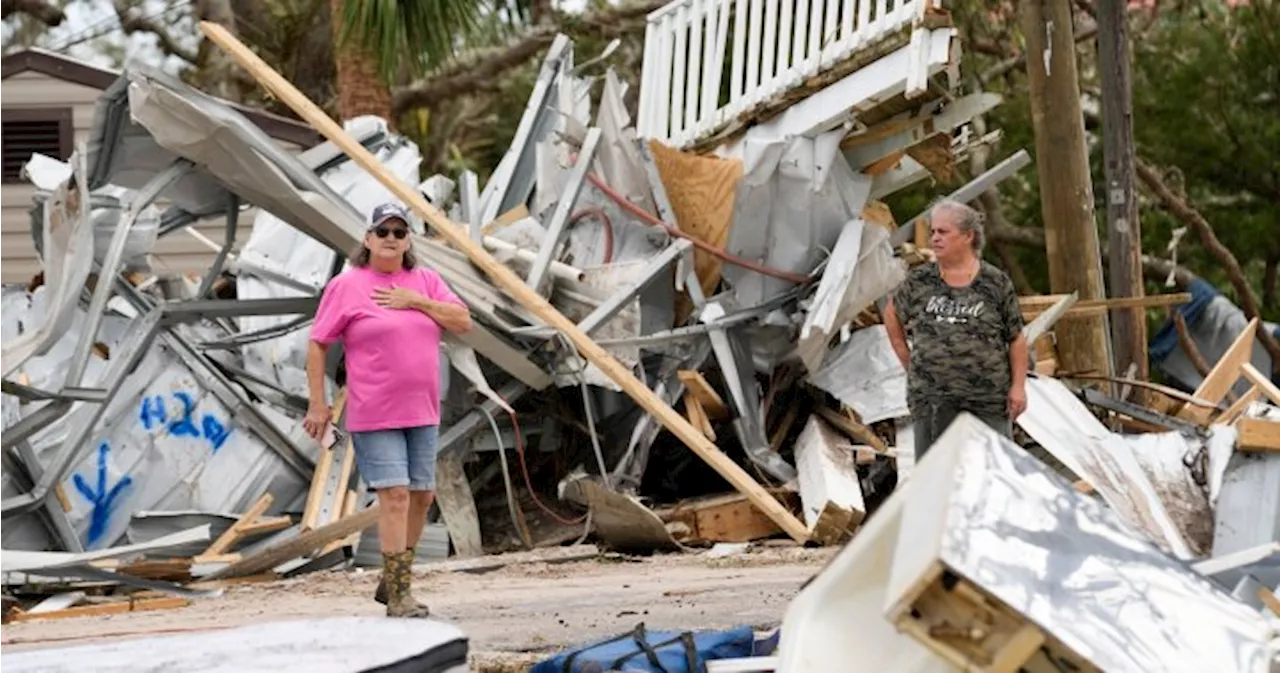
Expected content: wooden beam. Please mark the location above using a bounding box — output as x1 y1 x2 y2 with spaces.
815 406 889 454
1019 292 1191 313
201 492 273 557
1097 0 1147 386
1181 318 1258 423
199 22 809 544
1220 385 1262 425
8 597 189 622
206 505 381 579
1237 418 1280 453
678 370 729 418
237 515 293 537
683 391 716 441
1241 362 1280 407
657 492 788 544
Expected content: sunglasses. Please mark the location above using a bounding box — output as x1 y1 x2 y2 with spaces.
373 226 409 240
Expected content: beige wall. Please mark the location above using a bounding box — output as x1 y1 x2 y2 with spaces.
1 70 304 284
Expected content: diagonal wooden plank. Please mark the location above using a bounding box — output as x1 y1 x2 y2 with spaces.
199 22 808 544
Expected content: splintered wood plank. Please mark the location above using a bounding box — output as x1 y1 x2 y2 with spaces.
768 406 800 452
647 139 742 303
989 624 1046 673
658 491 788 544
1220 385 1262 425
865 150 907 177
481 204 531 236
862 199 897 234
300 446 335 531
905 133 956 183
192 553 242 564
1181 318 1258 423
237 515 293 537
9 597 189 622
1019 293 1192 310
678 370 729 418
207 506 381 579
321 489 363 556
436 451 483 557
683 391 716 441
202 492 274 557
1259 587 1280 617
1237 418 1280 453
816 406 889 454
200 22 809 544
1241 363 1280 407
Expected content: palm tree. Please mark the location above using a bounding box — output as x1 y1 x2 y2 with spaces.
328 0 527 126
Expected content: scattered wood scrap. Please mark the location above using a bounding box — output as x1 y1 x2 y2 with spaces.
1236 417 1280 453
205 505 381 580
6 596 189 623
656 491 795 545
194 492 279 564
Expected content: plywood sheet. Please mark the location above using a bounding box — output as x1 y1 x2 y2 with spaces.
647 140 742 302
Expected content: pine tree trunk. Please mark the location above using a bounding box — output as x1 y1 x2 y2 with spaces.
329 0 394 126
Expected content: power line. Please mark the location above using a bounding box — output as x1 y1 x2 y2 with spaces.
47 0 191 55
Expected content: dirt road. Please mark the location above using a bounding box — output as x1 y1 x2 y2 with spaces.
2 546 836 667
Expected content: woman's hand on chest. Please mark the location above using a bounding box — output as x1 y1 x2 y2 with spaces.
371 285 424 311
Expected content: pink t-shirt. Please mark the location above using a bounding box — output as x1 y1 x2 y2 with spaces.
310 265 465 432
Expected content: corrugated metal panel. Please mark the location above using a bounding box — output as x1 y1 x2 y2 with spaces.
2 285 313 551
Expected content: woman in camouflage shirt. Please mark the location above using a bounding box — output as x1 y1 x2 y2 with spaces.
884 199 1029 460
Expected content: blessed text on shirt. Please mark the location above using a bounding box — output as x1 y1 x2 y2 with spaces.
892 262 1023 417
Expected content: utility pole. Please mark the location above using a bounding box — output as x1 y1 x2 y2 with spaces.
1020 0 1113 378
1097 0 1147 383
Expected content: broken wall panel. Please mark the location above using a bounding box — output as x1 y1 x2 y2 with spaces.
2 152 95 379
2 287 312 551
1212 450 1280 564
795 223 907 373
25 154 162 276
1019 376 1231 560
808 325 908 424
794 416 866 544
719 130 873 308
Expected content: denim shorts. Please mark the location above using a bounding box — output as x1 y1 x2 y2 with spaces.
350 425 439 491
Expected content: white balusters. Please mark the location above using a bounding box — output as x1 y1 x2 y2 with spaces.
639 0 933 147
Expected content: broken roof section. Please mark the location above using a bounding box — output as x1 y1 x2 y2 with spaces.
1 48 321 149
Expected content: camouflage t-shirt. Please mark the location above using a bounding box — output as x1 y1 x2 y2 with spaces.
892 261 1023 417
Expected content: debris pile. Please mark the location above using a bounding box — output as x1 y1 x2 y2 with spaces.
0 9 1276 665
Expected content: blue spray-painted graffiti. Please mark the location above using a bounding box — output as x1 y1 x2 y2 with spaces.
73 442 133 545
138 391 233 452
168 391 201 439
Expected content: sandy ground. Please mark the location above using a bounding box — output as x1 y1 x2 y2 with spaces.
1 545 837 667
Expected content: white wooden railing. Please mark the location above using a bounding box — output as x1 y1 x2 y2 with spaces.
638 0 933 148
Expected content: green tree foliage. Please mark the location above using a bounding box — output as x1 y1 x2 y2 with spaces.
1129 0 1280 313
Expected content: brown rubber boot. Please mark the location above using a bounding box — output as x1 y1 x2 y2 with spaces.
375 559 429 610
382 550 430 618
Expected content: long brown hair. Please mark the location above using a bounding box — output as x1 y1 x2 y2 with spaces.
348 241 418 270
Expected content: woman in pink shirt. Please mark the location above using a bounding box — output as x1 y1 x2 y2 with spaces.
304 202 472 618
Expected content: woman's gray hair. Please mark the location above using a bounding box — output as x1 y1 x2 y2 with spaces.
928 198 986 253
349 241 418 269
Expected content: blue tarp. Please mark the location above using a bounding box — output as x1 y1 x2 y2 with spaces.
531 623 761 673
1149 277 1280 389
